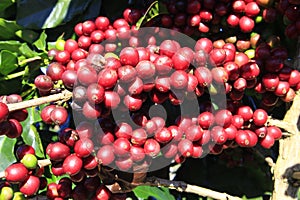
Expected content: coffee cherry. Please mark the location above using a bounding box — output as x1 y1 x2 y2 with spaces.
63 154 83 176
46 142 70 161
74 138 94 158
95 185 111 200
211 126 228 144
0 102 9 123
34 75 53 92
16 145 35 160
131 128 147 146
155 127 173 143
19 175 40 196
0 186 13 200
86 83 105 104
197 111 215 129
185 125 203 141
113 138 131 156
6 119 23 138
178 139 193 157
252 109 268 126
235 130 250 147
260 134 275 149
267 126 282 140
50 106 68 125
21 154 38 170
144 138 161 157
236 106 253 121
97 145 115 166
5 163 29 183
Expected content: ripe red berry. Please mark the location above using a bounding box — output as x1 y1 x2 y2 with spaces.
5 163 29 183
0 102 9 123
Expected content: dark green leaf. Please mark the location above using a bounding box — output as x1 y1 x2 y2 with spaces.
21 107 44 158
0 41 22 53
42 0 71 29
133 186 175 200
0 50 18 75
0 18 21 40
136 1 168 28
33 31 47 51
0 0 14 13
0 136 16 172
15 29 39 43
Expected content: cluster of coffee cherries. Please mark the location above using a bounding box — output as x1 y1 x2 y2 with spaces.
45 126 126 199
0 94 28 138
276 0 300 39
155 0 299 38
0 145 47 198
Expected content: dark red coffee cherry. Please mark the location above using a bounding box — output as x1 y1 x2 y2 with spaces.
50 106 68 125
63 154 83 176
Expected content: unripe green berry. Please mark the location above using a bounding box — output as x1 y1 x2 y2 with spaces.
12 192 26 200
0 186 14 200
21 154 38 170
55 39 65 51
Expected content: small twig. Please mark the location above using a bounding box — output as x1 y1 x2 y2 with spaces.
292 172 300 180
7 90 73 112
37 159 52 168
0 171 5 179
18 56 42 66
0 71 26 81
144 177 242 200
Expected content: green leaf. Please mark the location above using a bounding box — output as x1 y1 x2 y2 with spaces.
0 0 14 13
0 50 18 75
0 41 22 53
0 136 17 172
136 1 168 28
33 31 47 51
21 107 44 158
15 29 39 43
133 186 175 200
19 43 38 57
0 18 21 40
42 0 72 29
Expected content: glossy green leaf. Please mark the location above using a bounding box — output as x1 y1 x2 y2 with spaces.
133 186 175 200
15 29 39 43
0 136 17 172
0 18 21 40
0 41 22 54
21 107 44 158
19 43 38 57
0 50 18 75
42 0 71 29
136 1 168 28
0 0 15 13
33 31 47 51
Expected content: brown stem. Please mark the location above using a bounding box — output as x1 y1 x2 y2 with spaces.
143 177 242 200
7 90 73 112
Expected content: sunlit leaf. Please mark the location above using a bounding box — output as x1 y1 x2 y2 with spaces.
19 43 38 57
133 186 175 200
21 107 44 158
136 1 168 28
0 136 16 172
42 0 72 29
33 31 47 51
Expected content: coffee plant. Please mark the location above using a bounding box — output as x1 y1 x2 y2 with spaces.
0 0 300 199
